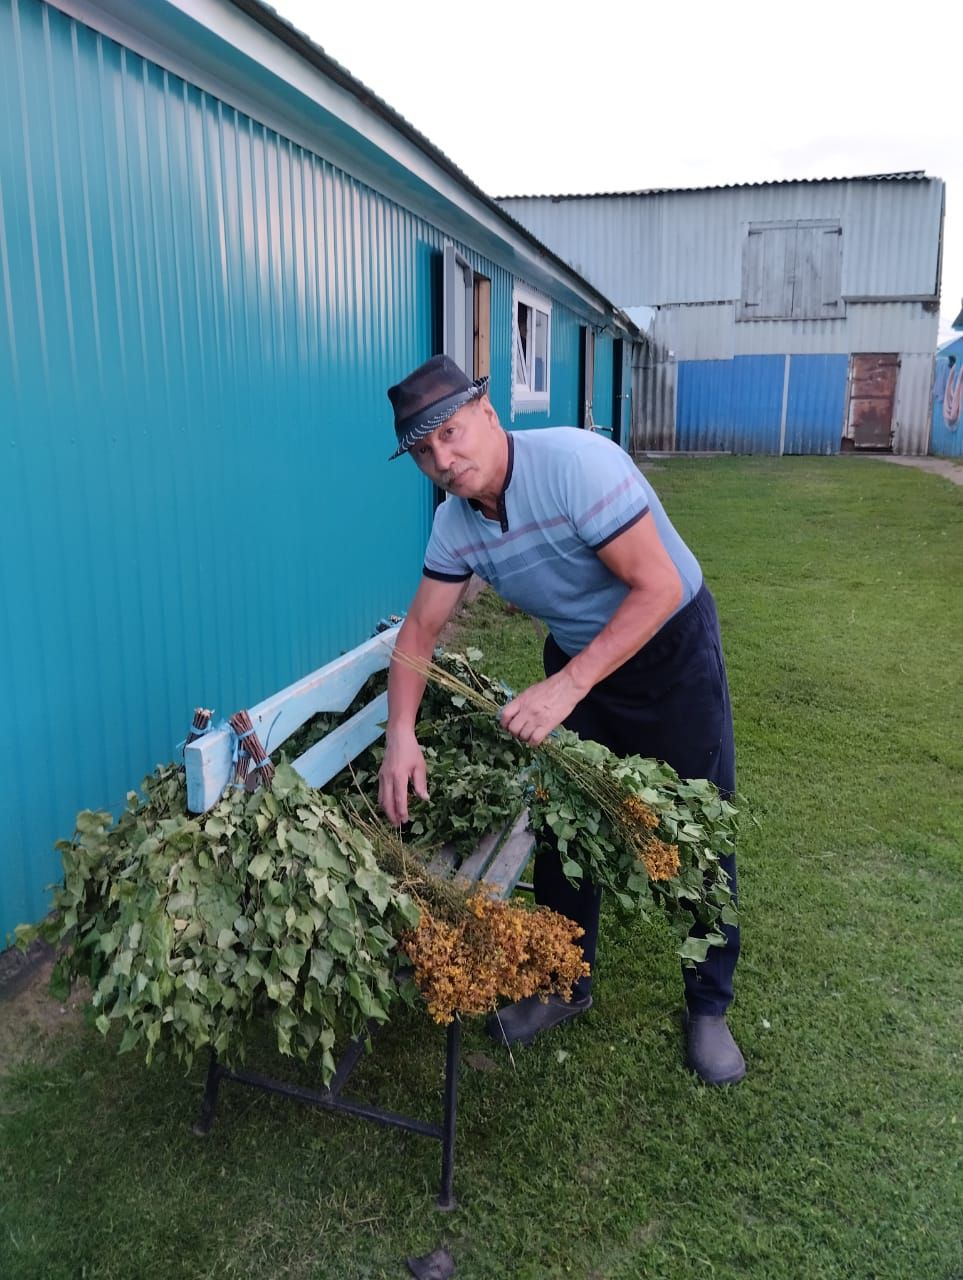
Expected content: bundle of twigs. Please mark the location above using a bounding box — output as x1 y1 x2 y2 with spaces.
185 707 213 746
228 709 275 788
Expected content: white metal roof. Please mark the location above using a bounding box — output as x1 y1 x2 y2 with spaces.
497 173 932 201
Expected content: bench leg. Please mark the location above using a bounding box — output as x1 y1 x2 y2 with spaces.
437 1016 460 1211
192 1048 223 1136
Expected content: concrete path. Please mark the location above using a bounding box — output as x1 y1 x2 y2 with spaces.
640 451 963 486
863 455 963 486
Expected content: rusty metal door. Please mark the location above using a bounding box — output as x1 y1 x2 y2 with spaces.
847 354 899 449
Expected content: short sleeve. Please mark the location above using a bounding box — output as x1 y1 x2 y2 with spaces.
568 438 649 550
423 503 472 583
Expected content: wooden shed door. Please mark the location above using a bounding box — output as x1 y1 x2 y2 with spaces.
847 354 899 449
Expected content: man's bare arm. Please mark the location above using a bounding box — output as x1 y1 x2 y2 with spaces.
499 513 682 745
378 575 468 824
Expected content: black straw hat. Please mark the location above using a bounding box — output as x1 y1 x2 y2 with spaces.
387 355 489 460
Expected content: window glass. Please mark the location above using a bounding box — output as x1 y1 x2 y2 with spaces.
515 302 529 386
533 309 549 392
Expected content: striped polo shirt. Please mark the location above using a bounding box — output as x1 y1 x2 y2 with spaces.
423 428 703 656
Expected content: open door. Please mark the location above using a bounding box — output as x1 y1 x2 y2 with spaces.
473 276 491 380
579 326 595 428
611 338 624 447
441 244 490 378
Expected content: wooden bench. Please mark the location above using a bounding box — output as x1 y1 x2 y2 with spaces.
183 622 534 1210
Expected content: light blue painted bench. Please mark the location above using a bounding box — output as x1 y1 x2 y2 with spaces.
183 622 534 1209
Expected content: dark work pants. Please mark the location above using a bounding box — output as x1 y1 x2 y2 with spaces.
536 583 740 1015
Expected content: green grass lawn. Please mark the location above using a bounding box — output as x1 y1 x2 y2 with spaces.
2 457 962 1280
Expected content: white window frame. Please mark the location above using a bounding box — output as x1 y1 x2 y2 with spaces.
513 284 552 412
443 243 474 376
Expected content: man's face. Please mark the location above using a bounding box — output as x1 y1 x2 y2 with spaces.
408 396 504 498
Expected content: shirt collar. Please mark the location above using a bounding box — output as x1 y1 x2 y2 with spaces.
468 432 513 533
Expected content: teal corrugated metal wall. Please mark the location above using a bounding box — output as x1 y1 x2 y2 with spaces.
0 0 425 936
0 0 622 938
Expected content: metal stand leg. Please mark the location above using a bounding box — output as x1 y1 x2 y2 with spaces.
436 1017 460 1211
192 1049 223 1136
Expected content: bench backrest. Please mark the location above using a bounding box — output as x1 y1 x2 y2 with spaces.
184 622 533 900
185 625 400 813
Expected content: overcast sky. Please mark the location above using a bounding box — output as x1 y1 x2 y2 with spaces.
274 0 962 343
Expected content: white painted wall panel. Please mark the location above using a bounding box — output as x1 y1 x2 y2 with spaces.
631 352 676 452
652 302 939 362
893 354 935 455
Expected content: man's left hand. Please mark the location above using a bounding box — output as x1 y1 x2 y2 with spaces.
499 671 583 746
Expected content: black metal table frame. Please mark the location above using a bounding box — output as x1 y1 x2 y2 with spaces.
193 1011 463 1210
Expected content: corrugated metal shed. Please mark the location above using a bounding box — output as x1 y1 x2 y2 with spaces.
0 0 640 941
501 177 943 457
499 179 943 311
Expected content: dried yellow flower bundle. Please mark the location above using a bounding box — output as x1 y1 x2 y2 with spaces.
347 802 586 1022
401 891 589 1024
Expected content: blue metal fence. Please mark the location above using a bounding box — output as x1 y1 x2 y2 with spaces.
784 355 849 455
676 355 785 452
676 354 849 454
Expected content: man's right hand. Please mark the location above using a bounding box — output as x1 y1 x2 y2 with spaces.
378 729 429 826
377 575 466 825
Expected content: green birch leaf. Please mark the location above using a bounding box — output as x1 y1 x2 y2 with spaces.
247 852 271 880
119 1025 141 1054
678 937 712 963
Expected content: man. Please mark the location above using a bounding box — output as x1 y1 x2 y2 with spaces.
378 354 744 1086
